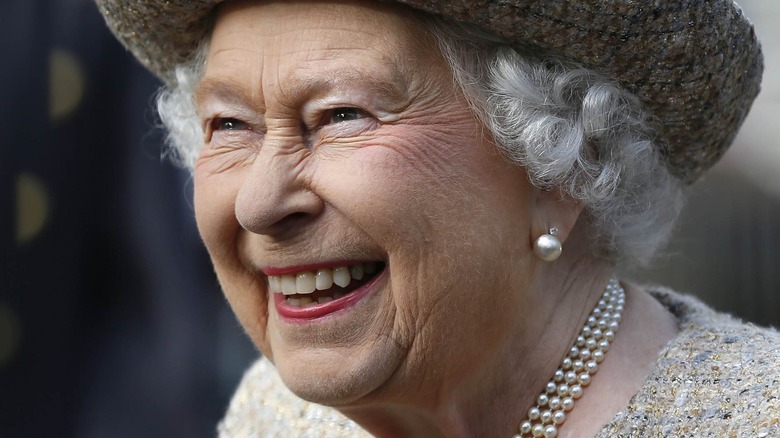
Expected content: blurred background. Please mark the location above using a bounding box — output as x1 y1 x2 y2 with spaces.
2 1 257 437
1 0 778 436
627 0 780 326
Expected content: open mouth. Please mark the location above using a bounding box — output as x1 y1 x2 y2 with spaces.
267 262 385 308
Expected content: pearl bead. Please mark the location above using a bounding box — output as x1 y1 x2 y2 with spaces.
517 278 624 437
581 326 592 337
533 234 562 262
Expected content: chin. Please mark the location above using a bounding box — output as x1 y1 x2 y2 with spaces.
264 283 404 406
271 341 404 407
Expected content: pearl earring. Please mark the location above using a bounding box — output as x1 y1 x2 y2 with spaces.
534 227 562 262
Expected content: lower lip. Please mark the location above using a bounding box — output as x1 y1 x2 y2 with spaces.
273 268 386 322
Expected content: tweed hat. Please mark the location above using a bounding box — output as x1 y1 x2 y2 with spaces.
96 0 763 183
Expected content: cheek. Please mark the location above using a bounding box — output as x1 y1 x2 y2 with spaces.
312 128 463 245
193 167 240 256
311 120 533 307
193 167 272 352
313 119 528 244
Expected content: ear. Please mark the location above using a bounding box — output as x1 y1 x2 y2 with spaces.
530 186 585 245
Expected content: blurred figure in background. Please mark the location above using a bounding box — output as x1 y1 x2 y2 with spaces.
2 1 255 436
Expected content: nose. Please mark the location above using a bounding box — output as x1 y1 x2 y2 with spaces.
234 143 324 237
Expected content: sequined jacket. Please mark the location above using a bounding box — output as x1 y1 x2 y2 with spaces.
218 288 780 437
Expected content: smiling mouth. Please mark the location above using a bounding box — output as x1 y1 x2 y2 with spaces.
267 262 385 307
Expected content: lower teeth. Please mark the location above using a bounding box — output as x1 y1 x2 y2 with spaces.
286 292 345 307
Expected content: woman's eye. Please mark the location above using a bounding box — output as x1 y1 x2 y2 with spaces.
327 107 367 125
212 117 250 132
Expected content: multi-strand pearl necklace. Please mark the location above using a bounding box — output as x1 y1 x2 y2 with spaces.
515 278 625 438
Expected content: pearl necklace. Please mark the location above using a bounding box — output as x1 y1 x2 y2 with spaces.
515 278 625 438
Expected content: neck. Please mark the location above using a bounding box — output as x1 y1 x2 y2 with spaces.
340 246 616 437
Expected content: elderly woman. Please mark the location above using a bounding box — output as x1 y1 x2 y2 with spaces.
97 0 778 436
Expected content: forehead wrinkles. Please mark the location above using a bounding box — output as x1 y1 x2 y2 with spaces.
262 44 396 104
205 1 435 107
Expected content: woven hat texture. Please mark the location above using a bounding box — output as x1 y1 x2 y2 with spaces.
96 0 763 183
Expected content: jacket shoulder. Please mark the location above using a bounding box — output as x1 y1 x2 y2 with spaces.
601 288 780 437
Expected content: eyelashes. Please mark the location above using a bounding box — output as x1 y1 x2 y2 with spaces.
209 107 369 132
322 107 370 125
206 106 375 143
211 117 251 133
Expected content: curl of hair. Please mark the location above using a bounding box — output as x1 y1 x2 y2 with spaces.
156 20 684 266
428 20 684 266
156 40 209 169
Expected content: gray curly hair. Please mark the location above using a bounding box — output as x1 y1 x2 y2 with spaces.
156 17 684 267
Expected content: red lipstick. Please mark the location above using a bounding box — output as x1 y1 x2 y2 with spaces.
274 268 386 322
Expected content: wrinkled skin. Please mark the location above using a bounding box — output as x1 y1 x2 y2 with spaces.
192 1 676 436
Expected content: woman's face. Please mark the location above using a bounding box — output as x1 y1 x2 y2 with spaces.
194 0 537 405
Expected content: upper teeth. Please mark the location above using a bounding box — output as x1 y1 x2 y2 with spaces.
268 262 378 295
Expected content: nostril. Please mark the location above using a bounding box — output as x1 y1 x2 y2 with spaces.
235 170 325 235
272 211 315 232
281 211 309 224
238 209 317 236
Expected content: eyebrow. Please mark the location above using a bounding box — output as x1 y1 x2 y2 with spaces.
285 67 408 104
195 66 409 112
195 79 257 112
